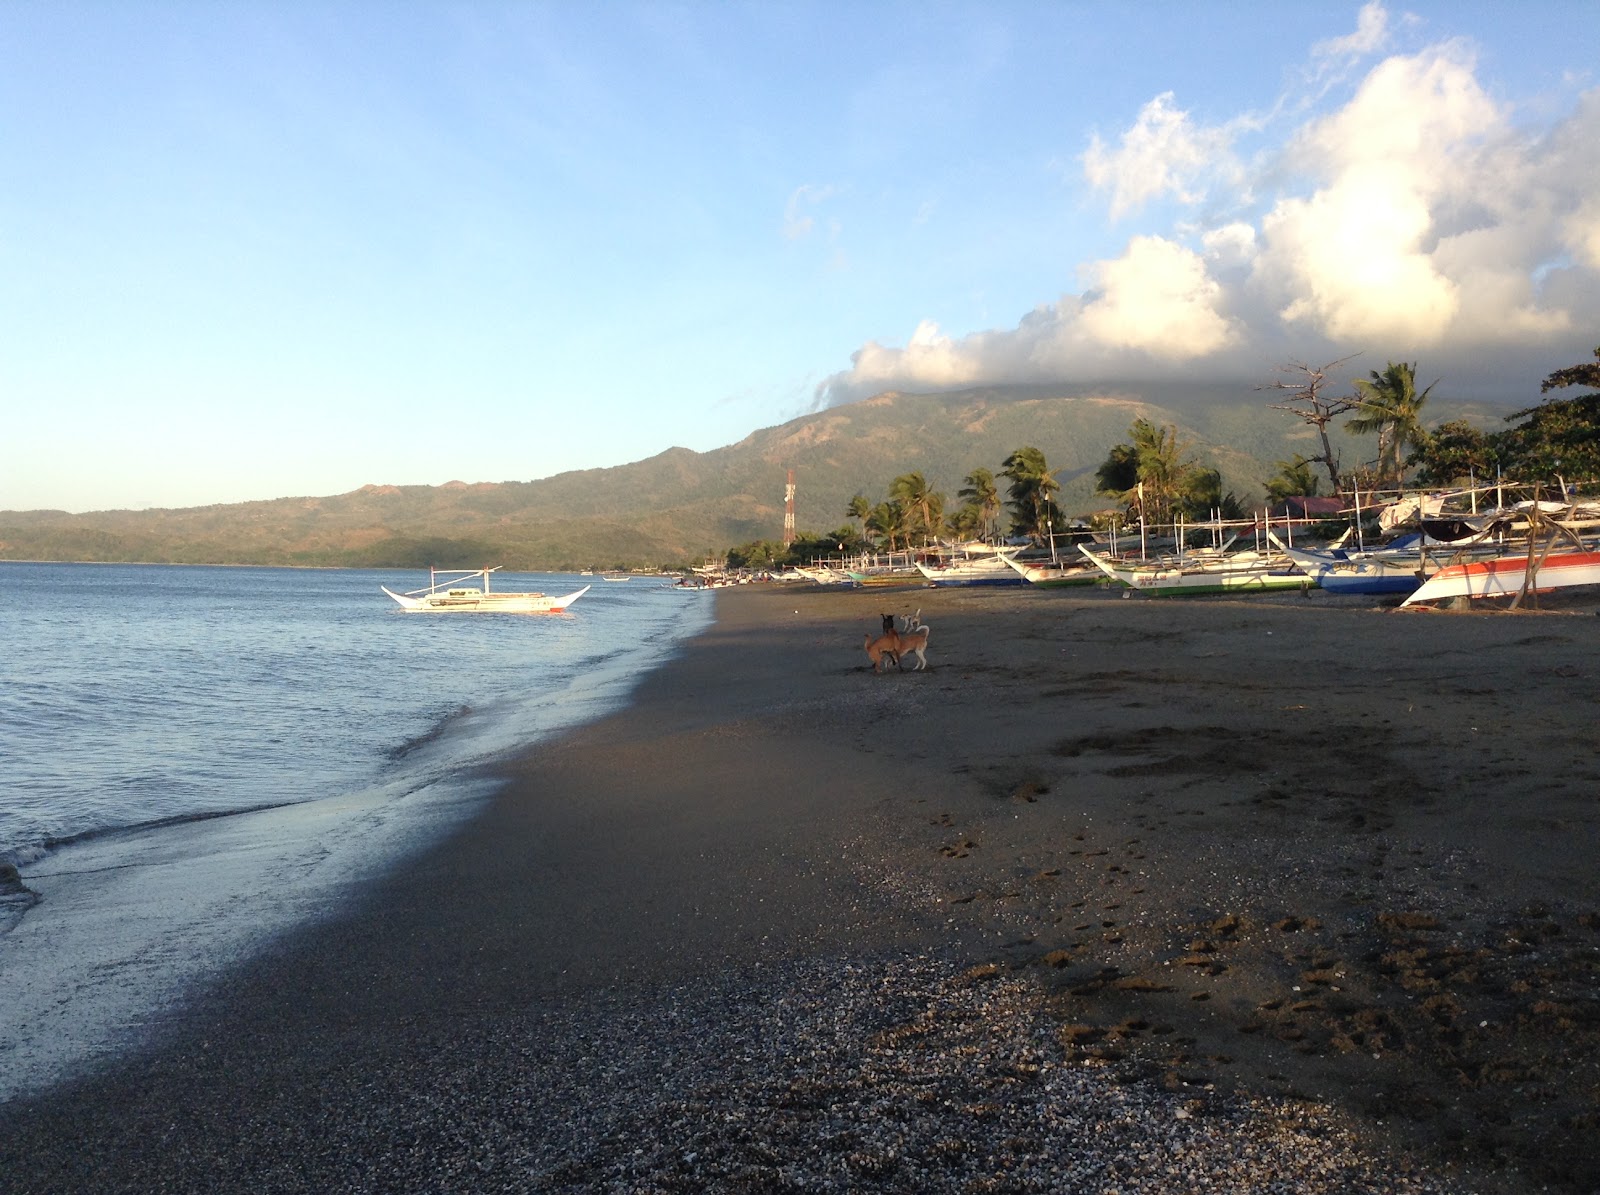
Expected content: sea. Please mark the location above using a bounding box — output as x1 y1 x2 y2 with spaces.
0 561 714 1099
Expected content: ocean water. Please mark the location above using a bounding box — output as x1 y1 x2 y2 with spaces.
0 562 710 867
0 562 714 1098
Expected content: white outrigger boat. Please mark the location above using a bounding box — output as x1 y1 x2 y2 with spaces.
914 545 1026 587
1077 544 1312 596
382 568 591 614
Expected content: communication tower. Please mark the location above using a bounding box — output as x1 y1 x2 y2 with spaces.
783 468 796 546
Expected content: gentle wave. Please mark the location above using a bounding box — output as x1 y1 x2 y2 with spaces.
0 563 714 868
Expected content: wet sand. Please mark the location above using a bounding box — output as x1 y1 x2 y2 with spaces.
4 582 1599 1192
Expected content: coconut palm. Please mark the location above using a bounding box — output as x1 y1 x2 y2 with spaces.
1094 419 1198 525
1000 446 1063 539
956 467 1003 541
1348 361 1436 487
846 493 870 536
1130 418 1194 523
887 472 943 546
1263 454 1321 506
865 500 908 551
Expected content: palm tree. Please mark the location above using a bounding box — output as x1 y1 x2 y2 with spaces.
1130 418 1194 524
865 500 907 551
1001 446 1062 539
945 505 982 539
846 493 870 537
1094 419 1198 525
1348 361 1436 487
956 468 1003 541
888 472 944 546
1264 454 1321 506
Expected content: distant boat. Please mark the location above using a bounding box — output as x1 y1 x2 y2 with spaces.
601 574 633 582
382 568 590 614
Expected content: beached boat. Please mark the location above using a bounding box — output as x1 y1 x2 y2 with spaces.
846 564 923 587
1278 543 1428 596
1003 554 1102 588
1077 545 1312 596
1399 548 1600 608
914 549 1025 587
382 568 590 614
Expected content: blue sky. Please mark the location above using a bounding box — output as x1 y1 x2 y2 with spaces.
3 2 1597 511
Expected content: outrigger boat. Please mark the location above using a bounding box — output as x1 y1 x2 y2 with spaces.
1400 548 1600 608
914 546 1026 587
1003 554 1102 588
382 568 590 614
1077 544 1312 596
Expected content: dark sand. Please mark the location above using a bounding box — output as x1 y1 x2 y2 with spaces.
5 583 1600 1192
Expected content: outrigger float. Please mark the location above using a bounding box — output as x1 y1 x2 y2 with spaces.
381 568 590 614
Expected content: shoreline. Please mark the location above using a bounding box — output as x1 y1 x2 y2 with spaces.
0 581 712 1104
5 583 1599 1191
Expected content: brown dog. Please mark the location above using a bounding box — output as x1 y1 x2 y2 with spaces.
886 611 931 671
863 613 901 673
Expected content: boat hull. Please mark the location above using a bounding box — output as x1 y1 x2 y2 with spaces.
382 584 591 613
1400 551 1600 607
1281 548 1424 596
1078 546 1311 596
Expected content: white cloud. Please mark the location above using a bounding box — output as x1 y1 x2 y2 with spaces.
1082 93 1235 220
1201 222 1257 268
1078 236 1238 356
1570 198 1600 271
1265 172 1460 344
1256 46 1576 347
839 320 984 393
1312 1 1390 64
817 21 1600 408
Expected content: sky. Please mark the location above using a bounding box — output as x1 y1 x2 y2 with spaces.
3 1 1598 512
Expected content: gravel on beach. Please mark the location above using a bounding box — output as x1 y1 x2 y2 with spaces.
8 581 1597 1193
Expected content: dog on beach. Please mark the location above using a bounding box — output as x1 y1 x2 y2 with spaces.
863 613 902 673
886 610 931 671
861 611 931 673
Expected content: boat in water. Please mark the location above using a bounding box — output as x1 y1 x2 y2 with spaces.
381 568 591 614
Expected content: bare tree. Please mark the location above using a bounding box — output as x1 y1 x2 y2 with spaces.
1257 355 1360 494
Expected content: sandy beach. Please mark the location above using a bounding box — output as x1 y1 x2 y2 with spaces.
6 582 1600 1193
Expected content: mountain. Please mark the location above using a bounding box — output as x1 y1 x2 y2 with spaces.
0 384 1514 569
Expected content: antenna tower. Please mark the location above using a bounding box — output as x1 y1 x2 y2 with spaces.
783 468 796 546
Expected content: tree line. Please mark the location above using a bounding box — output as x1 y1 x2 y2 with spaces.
721 345 1600 569
1263 345 1600 498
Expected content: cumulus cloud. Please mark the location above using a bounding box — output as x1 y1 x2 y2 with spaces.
1082 92 1236 220
1257 46 1575 345
841 320 985 392
816 4 1600 409
1078 236 1238 356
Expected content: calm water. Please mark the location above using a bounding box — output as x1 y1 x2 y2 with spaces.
0 563 713 868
